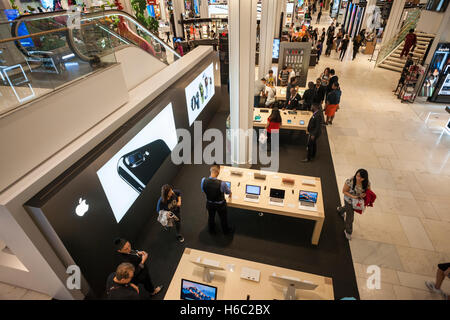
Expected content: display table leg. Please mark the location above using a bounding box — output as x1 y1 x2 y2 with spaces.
311 218 324 245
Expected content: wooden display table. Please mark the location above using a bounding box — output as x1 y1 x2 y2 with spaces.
275 86 305 101
164 248 334 300
253 108 312 131
218 166 324 245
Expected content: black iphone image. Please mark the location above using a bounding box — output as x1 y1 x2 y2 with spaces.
117 139 171 193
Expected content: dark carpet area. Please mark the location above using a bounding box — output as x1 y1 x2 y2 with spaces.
136 102 359 300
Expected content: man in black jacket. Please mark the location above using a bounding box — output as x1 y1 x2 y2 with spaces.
114 238 162 296
313 78 326 105
302 104 322 162
301 81 315 110
285 87 301 110
326 69 339 96
106 263 150 300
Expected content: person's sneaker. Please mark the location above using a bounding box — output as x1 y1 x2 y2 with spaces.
176 235 185 243
151 285 163 296
344 230 352 240
425 281 444 296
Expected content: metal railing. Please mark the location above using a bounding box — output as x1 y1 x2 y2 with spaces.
375 8 421 67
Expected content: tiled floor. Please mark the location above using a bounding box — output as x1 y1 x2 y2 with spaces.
309 13 450 300
0 282 51 300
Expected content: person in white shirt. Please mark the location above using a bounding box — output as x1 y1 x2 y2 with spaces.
264 83 276 107
288 66 296 84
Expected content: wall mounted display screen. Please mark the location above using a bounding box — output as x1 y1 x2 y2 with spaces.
185 63 215 126
96 104 178 223
272 38 280 59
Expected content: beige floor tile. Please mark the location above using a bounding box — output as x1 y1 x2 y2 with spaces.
354 263 400 285
372 142 397 159
393 285 438 300
0 282 27 300
396 246 450 277
431 201 450 223
397 271 450 293
378 195 424 218
378 157 393 170
350 238 404 271
356 277 397 300
416 201 441 221
421 218 450 255
353 212 410 246
21 290 52 300
398 216 434 251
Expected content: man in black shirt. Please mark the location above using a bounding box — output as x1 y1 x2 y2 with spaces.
285 88 301 110
301 81 315 111
114 238 162 296
326 69 338 96
201 165 233 234
286 76 297 101
313 78 326 105
302 104 322 162
106 263 150 300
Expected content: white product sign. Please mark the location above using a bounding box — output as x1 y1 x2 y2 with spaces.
185 63 215 126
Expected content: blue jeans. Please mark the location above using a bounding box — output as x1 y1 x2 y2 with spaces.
254 95 260 108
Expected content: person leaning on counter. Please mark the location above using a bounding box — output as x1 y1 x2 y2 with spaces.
201 165 234 235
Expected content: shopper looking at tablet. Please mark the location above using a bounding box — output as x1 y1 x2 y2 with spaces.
201 165 234 235
156 184 184 243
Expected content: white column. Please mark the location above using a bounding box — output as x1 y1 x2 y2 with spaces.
159 0 167 22
361 0 378 32
258 0 277 80
381 0 406 46
199 0 209 18
273 0 284 39
228 0 258 166
172 0 185 38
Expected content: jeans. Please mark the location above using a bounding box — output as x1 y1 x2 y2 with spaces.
254 95 260 108
172 208 181 236
340 47 347 61
307 135 318 160
206 202 231 233
337 201 355 235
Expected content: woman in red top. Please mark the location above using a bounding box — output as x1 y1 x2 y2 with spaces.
266 108 281 151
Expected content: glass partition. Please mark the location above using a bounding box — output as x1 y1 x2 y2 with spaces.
0 10 181 116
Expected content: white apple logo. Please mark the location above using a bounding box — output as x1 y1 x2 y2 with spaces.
75 198 89 217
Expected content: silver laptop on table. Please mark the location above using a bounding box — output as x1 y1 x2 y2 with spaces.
244 185 261 203
298 190 318 211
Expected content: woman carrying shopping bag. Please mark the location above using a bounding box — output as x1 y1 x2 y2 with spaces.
337 169 371 240
156 184 184 243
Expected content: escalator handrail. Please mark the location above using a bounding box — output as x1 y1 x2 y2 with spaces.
10 9 180 59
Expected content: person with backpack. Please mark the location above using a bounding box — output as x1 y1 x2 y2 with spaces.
156 184 184 243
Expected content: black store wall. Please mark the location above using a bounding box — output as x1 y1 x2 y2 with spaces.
25 52 224 297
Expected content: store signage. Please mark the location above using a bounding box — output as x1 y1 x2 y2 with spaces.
146 0 156 5
75 198 89 217
185 63 215 126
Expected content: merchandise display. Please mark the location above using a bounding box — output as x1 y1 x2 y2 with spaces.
217 165 324 245
253 107 312 131
165 248 334 300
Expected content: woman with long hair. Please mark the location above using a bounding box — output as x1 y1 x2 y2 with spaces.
266 107 282 151
320 67 330 86
337 169 370 240
156 184 184 243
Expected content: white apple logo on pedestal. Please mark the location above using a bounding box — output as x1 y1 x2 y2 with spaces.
75 198 89 217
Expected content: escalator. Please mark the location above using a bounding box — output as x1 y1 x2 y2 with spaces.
0 9 180 114
9 9 180 66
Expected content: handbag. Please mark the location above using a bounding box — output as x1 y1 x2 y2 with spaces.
157 210 179 227
352 198 365 213
259 130 268 144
